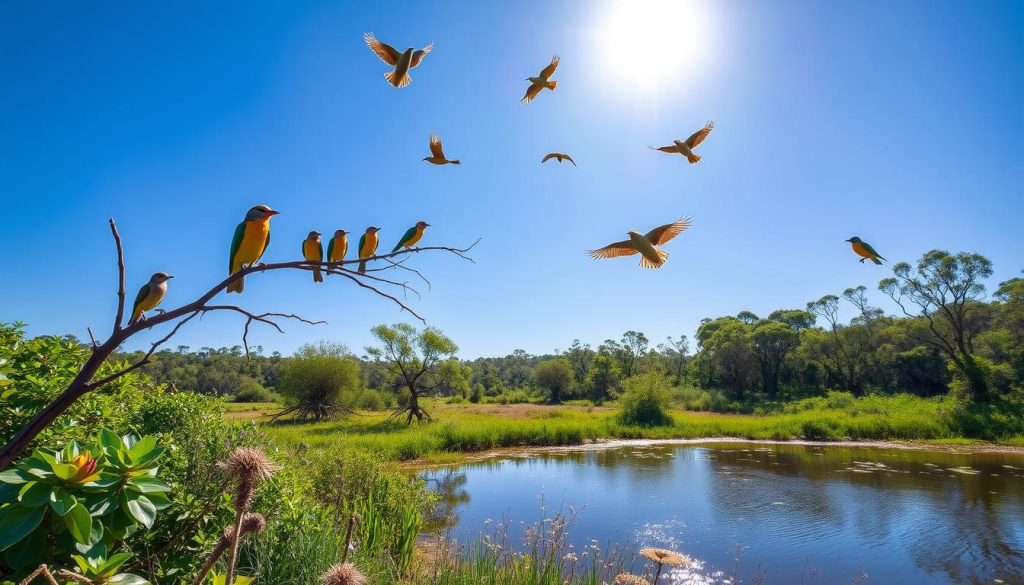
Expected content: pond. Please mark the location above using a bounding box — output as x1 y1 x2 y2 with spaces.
420 441 1024 584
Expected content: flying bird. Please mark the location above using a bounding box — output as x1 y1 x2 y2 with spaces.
542 152 576 166
392 221 430 252
522 55 559 103
364 33 432 88
129 272 173 325
327 229 348 264
846 236 886 265
588 217 693 269
358 226 381 274
303 231 324 283
423 133 460 165
227 204 279 294
651 121 715 164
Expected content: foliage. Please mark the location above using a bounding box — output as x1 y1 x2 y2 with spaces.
617 374 673 427
0 429 167 581
584 354 621 405
277 342 361 420
365 323 460 424
533 358 573 404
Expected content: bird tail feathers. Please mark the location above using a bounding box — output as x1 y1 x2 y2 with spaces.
385 71 411 88
227 276 244 294
358 261 367 274
687 153 701 164
547 80 557 90
313 268 323 282
639 250 669 269
450 159 461 164
871 257 883 265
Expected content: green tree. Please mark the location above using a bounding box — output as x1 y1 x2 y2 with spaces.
750 321 799 398
880 250 995 401
658 335 690 385
617 373 673 426
534 358 574 404
696 317 756 400
584 354 621 404
276 341 360 420
365 323 459 423
565 339 595 386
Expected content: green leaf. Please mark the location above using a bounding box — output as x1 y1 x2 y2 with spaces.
126 476 171 494
0 482 21 503
17 482 51 508
99 428 122 451
130 445 166 469
84 475 121 490
4 528 46 571
100 551 133 574
107 574 151 585
124 494 157 529
85 493 119 516
0 505 46 551
142 491 171 510
0 469 31 485
121 434 139 449
51 463 79 481
49 488 77 516
63 502 93 544
126 436 157 461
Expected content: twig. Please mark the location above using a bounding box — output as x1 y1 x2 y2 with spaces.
19 565 59 585
109 218 127 335
334 272 427 324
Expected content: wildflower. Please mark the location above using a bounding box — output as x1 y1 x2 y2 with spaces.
217 447 280 512
67 451 101 483
320 563 368 585
639 548 688 566
615 574 651 585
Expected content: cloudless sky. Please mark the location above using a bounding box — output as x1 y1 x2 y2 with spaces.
1 1 1022 359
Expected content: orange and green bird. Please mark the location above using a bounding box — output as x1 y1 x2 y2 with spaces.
846 236 886 265
129 272 173 325
327 229 348 264
227 205 279 294
588 217 693 269
303 230 324 283
392 221 430 252
358 226 381 274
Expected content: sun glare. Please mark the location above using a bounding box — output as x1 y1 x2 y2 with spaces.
595 0 714 94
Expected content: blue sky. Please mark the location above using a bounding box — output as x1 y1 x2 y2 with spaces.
1 1 1022 359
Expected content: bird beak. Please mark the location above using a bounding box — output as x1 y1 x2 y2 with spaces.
266 210 280 216
167 275 174 279
844 239 853 242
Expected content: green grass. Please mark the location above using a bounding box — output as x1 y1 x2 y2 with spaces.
240 393 1024 463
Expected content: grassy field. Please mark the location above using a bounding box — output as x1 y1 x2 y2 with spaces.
232 394 1024 463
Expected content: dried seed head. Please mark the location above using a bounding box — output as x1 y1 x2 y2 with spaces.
639 547 689 566
240 512 267 536
614 575 651 585
217 447 280 511
320 563 368 585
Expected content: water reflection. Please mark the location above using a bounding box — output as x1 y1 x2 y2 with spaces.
419 443 1024 584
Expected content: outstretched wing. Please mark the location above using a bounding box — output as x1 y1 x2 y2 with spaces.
429 133 446 158
645 217 693 246
685 121 714 148
364 33 401 65
588 240 638 260
228 221 245 273
563 154 577 167
539 55 560 80
522 83 543 103
393 227 417 252
650 144 680 154
410 43 433 68
541 153 557 163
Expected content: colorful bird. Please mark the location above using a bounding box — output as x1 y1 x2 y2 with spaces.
364 33 432 88
327 229 348 264
588 217 693 269
522 55 559 103
392 221 431 252
358 226 381 274
423 133 460 165
303 231 324 283
542 152 576 166
846 236 886 265
129 272 173 325
227 205 279 294
651 121 715 164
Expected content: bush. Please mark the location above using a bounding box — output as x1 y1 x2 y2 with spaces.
617 374 673 426
233 376 276 403
534 358 574 404
354 388 397 411
277 342 361 420
672 384 730 412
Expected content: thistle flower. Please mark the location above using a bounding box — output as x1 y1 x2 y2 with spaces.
639 548 688 566
615 575 651 585
320 563 368 585
217 447 280 512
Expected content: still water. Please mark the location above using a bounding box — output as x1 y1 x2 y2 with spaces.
420 441 1024 584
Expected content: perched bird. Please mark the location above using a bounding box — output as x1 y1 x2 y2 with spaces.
303 231 324 283
522 55 559 103
129 272 173 325
327 229 349 264
542 152 576 166
228 205 279 294
392 221 431 252
588 217 693 269
846 236 886 265
358 226 381 274
651 121 715 164
423 133 460 165
364 33 432 88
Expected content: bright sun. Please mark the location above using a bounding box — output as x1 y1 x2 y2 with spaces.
595 0 714 93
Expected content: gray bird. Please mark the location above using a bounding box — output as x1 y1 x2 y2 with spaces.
130 272 173 324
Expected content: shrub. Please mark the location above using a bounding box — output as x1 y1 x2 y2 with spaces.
277 342 361 420
354 388 397 411
534 358 574 404
233 377 276 403
617 374 673 427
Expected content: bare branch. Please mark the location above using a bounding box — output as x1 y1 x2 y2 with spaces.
86 327 99 349
334 272 427 324
109 219 128 335
202 305 326 356
19 565 60 585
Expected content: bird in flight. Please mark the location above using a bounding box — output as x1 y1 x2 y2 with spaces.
302 230 324 283
846 236 886 265
393 221 431 252
129 272 173 324
542 152 576 166
364 33 432 88
522 55 559 103
358 226 381 274
588 217 693 269
228 204 279 293
423 133 460 165
651 122 715 164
